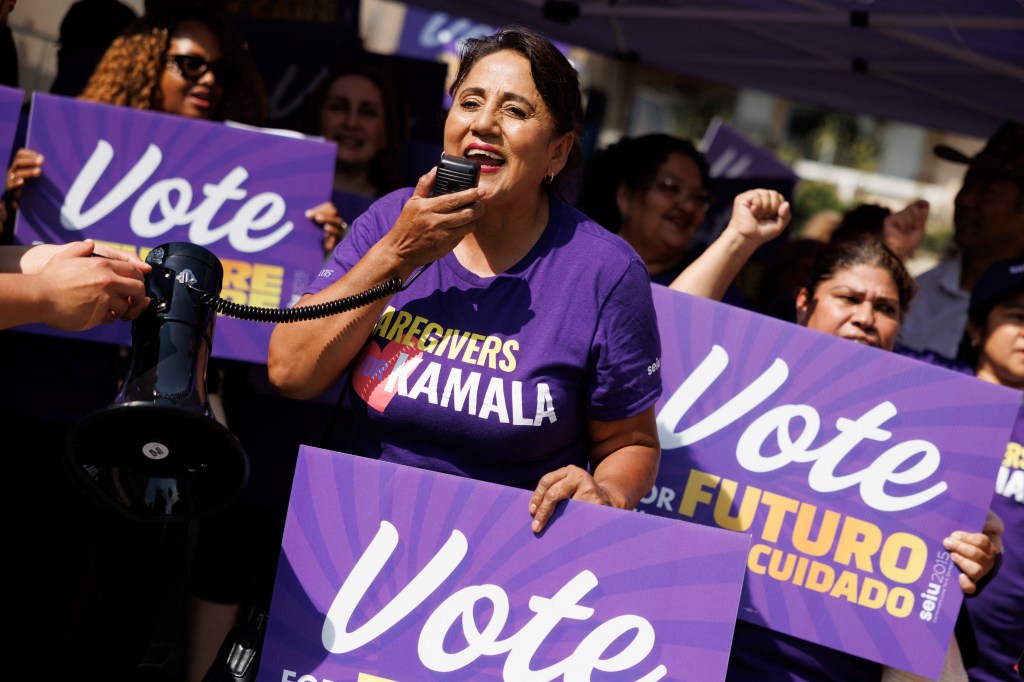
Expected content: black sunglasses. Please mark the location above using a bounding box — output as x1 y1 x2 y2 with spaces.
166 54 240 85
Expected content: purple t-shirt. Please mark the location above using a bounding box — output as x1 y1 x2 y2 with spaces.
307 188 663 489
331 188 375 228
966 402 1024 682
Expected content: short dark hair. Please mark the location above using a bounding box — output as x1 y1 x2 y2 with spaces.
448 26 584 195
829 203 891 244
803 236 916 317
579 133 710 233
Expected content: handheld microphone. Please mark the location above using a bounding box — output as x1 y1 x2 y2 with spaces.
430 153 481 197
401 154 483 289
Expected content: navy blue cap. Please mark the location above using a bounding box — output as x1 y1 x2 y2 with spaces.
969 257 1024 315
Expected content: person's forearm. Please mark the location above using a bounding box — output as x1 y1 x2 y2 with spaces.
0 245 34 274
0 273 48 329
669 226 759 301
592 444 661 510
588 407 661 510
267 240 414 399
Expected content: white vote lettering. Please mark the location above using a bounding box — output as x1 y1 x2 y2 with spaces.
417 14 495 49
657 345 947 512
63 140 159 228
323 521 667 680
60 140 293 253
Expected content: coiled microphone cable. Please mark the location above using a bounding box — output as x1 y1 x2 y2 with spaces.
191 275 404 323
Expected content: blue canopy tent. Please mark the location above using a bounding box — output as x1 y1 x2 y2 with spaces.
399 0 1024 138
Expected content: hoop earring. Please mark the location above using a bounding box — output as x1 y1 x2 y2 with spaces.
543 173 555 184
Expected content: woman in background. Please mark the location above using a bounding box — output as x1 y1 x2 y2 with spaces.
270 25 663 532
673 236 1004 681
6 3 269 200
955 258 1021 682
298 63 406 256
578 132 712 286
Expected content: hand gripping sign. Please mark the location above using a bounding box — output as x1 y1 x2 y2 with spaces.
642 285 1020 678
258 446 752 682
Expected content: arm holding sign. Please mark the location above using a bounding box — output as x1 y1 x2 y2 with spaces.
945 509 1003 595
529 407 660 533
669 188 790 301
880 509 1002 682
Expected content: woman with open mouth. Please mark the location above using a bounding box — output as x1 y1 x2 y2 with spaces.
270 26 664 540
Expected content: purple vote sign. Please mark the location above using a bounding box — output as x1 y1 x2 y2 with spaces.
258 445 752 681
0 84 22 169
642 285 1021 678
701 117 798 180
13 92 335 364
397 5 497 62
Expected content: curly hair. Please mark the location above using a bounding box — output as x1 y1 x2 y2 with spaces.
79 3 269 125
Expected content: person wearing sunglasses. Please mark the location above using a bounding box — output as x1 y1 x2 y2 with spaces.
4 3 269 209
81 4 263 121
4 4 284 681
158 52 241 118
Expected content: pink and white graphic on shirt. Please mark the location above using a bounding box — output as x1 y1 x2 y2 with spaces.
352 338 424 412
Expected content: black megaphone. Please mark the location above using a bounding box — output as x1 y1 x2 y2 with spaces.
66 242 248 522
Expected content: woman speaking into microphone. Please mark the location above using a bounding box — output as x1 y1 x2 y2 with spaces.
268 27 663 533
